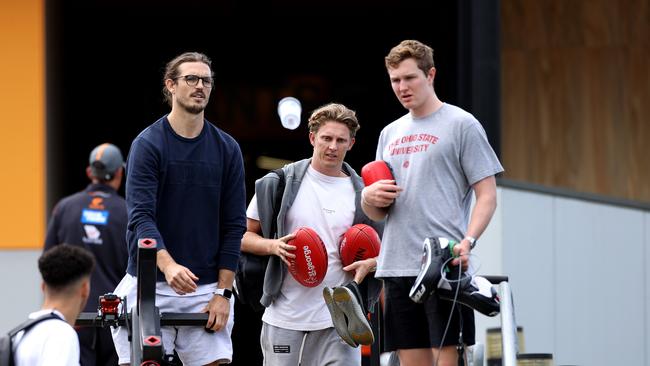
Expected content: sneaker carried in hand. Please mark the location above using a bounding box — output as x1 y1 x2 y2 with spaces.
437 276 501 317
409 237 447 303
333 281 374 345
323 286 357 347
410 237 473 303
410 238 498 315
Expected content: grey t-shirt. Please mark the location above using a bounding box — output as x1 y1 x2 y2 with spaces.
375 103 504 278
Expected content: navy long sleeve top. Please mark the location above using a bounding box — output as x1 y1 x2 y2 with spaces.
125 116 246 284
44 183 128 311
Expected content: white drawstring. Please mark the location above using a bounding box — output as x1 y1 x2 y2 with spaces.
297 331 309 366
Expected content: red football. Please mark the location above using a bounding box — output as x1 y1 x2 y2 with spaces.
339 224 381 267
361 160 395 186
287 227 328 287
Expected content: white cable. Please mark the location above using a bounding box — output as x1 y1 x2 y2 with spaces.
434 262 463 366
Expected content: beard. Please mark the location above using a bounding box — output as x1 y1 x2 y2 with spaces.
179 98 207 115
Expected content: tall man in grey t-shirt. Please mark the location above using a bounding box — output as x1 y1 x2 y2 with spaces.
361 39 504 366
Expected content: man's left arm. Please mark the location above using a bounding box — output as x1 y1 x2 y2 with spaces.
203 145 247 331
203 268 235 331
218 145 247 271
452 175 498 268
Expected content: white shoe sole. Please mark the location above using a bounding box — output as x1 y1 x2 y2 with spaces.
333 286 374 345
323 287 358 347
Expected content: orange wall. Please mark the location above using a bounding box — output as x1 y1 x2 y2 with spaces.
0 0 44 248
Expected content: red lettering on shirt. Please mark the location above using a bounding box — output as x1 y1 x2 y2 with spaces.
388 133 437 156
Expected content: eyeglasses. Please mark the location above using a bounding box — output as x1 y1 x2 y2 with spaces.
174 74 213 88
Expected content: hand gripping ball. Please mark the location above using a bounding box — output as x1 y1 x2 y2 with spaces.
287 227 328 287
339 224 381 267
361 160 395 186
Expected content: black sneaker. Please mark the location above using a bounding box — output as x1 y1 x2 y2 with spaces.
409 237 447 303
323 286 357 347
438 275 501 317
332 281 374 345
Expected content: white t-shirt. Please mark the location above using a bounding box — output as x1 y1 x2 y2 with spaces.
12 309 80 366
247 165 356 331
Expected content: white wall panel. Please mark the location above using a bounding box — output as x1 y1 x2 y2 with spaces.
554 198 645 365
643 212 650 365
474 188 505 350
0 250 42 332
501 189 555 354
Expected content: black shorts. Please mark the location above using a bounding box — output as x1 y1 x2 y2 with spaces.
382 277 475 352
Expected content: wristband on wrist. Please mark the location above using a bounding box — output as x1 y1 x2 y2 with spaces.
464 236 477 249
213 288 232 299
361 187 371 206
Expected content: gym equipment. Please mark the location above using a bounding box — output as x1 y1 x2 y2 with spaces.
75 239 209 366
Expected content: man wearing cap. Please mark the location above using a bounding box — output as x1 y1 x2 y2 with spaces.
44 142 128 366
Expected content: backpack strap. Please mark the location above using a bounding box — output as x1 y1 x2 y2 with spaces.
233 168 287 311
4 313 63 366
8 313 62 338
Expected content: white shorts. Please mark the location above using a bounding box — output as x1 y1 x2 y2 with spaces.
111 274 235 365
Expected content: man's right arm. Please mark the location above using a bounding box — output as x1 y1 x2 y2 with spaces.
157 249 198 295
361 180 402 221
241 218 295 266
126 138 165 250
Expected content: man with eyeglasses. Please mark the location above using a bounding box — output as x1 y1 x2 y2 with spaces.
110 52 246 365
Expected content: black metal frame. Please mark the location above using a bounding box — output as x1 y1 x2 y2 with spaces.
75 239 208 365
133 238 163 364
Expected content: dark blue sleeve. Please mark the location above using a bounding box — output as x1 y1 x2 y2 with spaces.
126 137 166 250
218 141 246 271
44 202 62 250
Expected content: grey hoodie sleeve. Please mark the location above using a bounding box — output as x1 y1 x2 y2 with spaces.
253 171 287 307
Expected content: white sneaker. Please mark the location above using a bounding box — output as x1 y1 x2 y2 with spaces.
323 286 358 347
333 282 374 345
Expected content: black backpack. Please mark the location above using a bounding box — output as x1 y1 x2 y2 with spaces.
235 168 285 312
0 313 62 366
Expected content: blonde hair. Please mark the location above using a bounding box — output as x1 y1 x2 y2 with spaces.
307 103 360 138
